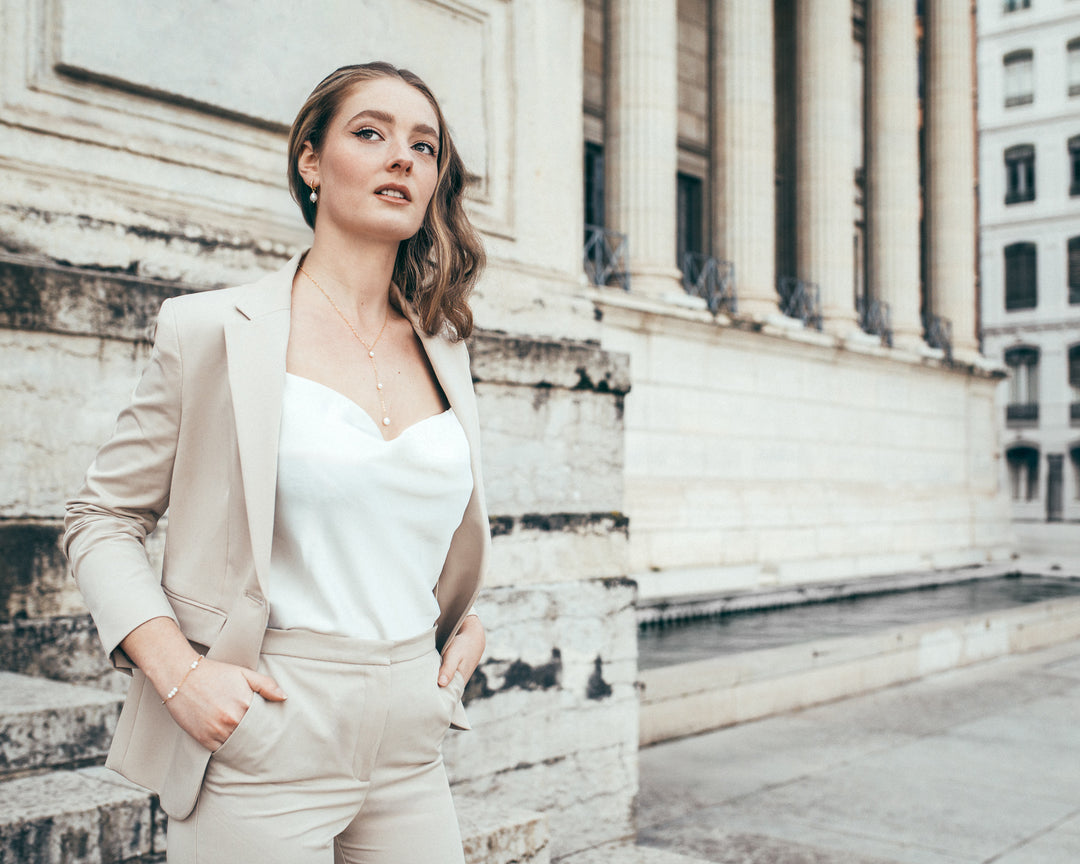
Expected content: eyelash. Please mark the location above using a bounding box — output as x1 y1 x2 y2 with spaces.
354 127 437 157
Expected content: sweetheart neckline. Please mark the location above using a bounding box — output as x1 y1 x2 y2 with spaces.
284 372 453 443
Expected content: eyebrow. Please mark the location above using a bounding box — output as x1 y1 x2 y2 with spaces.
346 109 439 140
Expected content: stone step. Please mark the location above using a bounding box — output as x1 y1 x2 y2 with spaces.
0 672 123 776
557 841 711 863
0 771 546 864
0 767 162 863
0 614 124 692
458 796 550 864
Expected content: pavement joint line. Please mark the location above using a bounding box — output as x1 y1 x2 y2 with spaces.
980 803 1080 864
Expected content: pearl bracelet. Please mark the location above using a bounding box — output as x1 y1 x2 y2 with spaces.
162 655 204 704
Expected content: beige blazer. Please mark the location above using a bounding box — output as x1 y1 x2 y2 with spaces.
64 253 489 819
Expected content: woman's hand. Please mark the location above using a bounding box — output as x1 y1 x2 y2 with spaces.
119 616 286 751
164 657 287 751
438 614 485 687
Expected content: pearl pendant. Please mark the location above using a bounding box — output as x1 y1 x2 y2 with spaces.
309 190 318 203
382 417 391 426
368 350 375 358
376 383 383 390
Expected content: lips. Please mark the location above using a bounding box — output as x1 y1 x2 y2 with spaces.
375 184 411 202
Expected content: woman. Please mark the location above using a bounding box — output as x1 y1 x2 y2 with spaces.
64 62 489 864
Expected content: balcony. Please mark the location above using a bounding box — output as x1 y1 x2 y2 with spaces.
777 277 823 331
923 313 953 363
1006 403 1039 426
682 253 736 316
583 224 629 291
857 296 892 347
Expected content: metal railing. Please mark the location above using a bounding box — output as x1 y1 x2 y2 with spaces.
1006 403 1039 424
923 312 953 362
777 276 823 330
856 296 893 347
682 253 736 316
1070 402 1080 423
583 224 629 291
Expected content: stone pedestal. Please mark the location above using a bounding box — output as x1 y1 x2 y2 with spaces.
866 0 924 351
711 1 778 317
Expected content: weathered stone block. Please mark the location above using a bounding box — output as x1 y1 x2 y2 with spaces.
0 768 158 863
0 615 126 692
0 672 122 774
446 578 639 859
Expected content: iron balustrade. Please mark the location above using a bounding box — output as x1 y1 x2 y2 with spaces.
681 253 736 315
922 313 953 362
856 296 893 347
1006 403 1039 424
777 276 823 330
583 224 629 291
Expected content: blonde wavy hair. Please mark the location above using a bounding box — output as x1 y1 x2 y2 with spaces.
287 62 484 340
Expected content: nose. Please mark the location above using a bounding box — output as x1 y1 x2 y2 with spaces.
389 141 413 174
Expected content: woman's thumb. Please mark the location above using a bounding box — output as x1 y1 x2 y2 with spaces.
243 668 287 701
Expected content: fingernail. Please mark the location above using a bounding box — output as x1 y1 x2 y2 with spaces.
438 675 448 686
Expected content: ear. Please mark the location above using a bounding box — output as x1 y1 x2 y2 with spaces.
298 141 320 187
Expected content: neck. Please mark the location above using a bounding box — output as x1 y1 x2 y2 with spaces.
300 224 400 324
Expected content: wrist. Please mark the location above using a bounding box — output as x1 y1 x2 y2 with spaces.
161 654 204 704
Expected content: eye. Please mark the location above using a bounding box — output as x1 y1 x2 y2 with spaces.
353 127 383 141
413 141 437 157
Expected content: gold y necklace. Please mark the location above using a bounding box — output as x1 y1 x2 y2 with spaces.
298 265 392 427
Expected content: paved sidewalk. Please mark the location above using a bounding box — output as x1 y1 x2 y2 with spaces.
636 638 1080 864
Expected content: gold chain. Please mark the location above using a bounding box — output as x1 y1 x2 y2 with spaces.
298 265 392 428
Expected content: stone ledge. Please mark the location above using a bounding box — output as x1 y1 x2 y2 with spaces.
639 595 1080 745
0 767 161 863
0 614 124 691
469 331 630 394
0 252 189 341
458 796 550 864
0 672 123 775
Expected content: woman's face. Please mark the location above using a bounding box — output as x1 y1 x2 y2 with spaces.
303 76 441 245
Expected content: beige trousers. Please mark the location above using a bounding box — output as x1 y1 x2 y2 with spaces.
166 627 467 864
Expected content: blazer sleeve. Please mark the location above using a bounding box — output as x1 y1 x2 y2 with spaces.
63 298 183 671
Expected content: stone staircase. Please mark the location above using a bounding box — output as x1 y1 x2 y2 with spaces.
0 664 715 864
0 668 554 864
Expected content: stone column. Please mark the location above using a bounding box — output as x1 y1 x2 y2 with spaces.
925 0 979 359
606 0 682 300
712 0 778 317
866 0 924 350
795 0 857 334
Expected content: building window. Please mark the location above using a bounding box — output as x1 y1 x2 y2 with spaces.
1070 345 1080 424
1006 446 1039 501
1004 242 1038 310
1004 145 1036 204
1004 50 1034 107
584 142 605 230
1070 135 1080 196
1069 39 1080 97
1005 345 1040 425
1004 0 1031 11
1071 446 1080 500
676 173 704 267
1070 237 1080 304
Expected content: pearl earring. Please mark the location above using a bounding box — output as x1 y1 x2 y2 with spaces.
309 185 319 204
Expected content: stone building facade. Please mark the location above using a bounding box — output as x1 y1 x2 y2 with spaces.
978 0 1080 525
0 0 1011 860
585 0 1011 607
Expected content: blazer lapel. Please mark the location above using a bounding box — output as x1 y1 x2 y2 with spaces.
223 256 298 596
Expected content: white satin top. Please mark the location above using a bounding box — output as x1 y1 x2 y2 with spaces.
267 373 474 640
